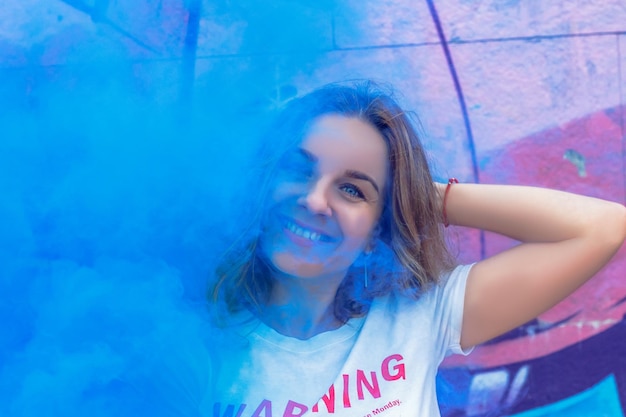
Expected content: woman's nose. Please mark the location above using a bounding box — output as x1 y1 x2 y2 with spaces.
297 178 332 216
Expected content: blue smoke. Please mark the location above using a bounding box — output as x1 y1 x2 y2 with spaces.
0 1 432 416
0 66 231 414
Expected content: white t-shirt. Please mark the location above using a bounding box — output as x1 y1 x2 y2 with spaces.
202 264 473 417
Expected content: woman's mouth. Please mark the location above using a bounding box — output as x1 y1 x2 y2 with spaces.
286 220 322 241
282 218 336 244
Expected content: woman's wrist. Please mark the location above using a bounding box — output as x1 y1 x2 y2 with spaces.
434 180 458 227
442 178 459 227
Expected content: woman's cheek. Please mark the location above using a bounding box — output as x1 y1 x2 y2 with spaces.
270 181 304 203
344 209 380 239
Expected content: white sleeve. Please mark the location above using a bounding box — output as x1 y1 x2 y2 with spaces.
432 263 475 357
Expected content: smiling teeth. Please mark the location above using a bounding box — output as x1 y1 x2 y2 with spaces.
286 221 322 241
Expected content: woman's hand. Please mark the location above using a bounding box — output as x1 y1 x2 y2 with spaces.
441 183 626 350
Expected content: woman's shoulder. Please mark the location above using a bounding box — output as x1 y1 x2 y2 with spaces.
371 263 474 313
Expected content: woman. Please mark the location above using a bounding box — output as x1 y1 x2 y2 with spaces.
204 81 626 416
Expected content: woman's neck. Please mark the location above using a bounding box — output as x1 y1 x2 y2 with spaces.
259 270 345 340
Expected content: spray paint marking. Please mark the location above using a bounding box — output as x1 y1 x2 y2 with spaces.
563 149 587 177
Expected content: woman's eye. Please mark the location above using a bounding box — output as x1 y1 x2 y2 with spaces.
340 183 365 200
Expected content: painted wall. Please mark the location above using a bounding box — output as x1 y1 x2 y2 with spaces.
1 1 625 416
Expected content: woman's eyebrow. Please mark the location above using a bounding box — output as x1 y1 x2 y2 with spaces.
345 170 380 195
298 148 318 162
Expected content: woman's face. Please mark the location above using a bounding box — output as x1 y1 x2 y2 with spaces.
259 114 389 280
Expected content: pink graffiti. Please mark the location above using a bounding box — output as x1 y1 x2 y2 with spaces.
444 106 626 369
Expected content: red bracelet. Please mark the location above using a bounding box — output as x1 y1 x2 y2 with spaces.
443 178 458 227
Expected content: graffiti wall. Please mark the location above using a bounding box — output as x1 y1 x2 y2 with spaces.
1 1 624 416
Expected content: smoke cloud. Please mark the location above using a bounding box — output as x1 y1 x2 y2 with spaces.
0 1 395 415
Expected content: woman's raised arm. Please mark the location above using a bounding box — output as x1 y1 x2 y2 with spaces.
438 183 626 349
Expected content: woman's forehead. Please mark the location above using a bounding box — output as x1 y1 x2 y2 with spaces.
299 115 388 182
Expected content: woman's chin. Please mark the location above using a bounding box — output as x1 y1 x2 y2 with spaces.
268 252 327 279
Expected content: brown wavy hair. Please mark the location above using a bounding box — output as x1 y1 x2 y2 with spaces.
210 80 455 322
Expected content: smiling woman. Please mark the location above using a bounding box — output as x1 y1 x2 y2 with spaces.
205 81 626 417
211 81 453 325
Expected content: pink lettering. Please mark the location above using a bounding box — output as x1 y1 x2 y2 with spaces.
312 384 335 413
251 399 272 417
356 370 381 400
283 400 308 417
381 354 406 381
342 374 351 407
